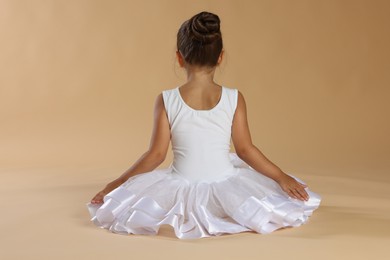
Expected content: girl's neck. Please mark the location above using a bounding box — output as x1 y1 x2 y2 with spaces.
184 67 217 89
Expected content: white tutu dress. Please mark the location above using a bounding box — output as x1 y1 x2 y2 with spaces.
86 85 321 239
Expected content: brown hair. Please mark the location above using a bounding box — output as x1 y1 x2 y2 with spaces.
177 11 223 68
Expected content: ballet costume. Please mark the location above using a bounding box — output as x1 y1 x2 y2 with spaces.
86 85 321 239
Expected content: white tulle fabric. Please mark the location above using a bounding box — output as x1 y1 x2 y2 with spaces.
86 86 321 239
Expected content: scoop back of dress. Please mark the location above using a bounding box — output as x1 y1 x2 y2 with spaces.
86 85 322 239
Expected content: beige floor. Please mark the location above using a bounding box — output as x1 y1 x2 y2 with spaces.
2 163 389 260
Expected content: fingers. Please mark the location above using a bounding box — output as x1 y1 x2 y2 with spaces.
91 192 105 204
287 189 300 200
91 197 102 204
295 188 309 201
91 199 103 204
289 180 309 201
287 188 309 201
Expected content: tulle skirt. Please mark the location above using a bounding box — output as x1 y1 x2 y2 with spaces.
86 153 321 239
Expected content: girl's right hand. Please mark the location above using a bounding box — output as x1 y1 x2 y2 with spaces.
276 174 309 201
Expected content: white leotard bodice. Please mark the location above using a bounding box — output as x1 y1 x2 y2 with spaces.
162 86 239 183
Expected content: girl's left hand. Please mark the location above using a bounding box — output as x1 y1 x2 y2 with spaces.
90 179 123 204
90 190 107 204
276 174 309 201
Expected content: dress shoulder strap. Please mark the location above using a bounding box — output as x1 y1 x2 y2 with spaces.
162 88 179 126
222 87 239 119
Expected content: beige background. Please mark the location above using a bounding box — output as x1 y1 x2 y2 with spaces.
1 0 389 259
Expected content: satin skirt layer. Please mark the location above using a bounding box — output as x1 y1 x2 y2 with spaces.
86 152 321 239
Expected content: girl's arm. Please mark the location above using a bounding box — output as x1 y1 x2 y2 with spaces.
90 93 171 203
231 90 309 201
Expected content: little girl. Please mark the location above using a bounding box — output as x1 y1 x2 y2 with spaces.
86 11 321 239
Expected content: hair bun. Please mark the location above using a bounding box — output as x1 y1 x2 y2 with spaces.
190 11 221 44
